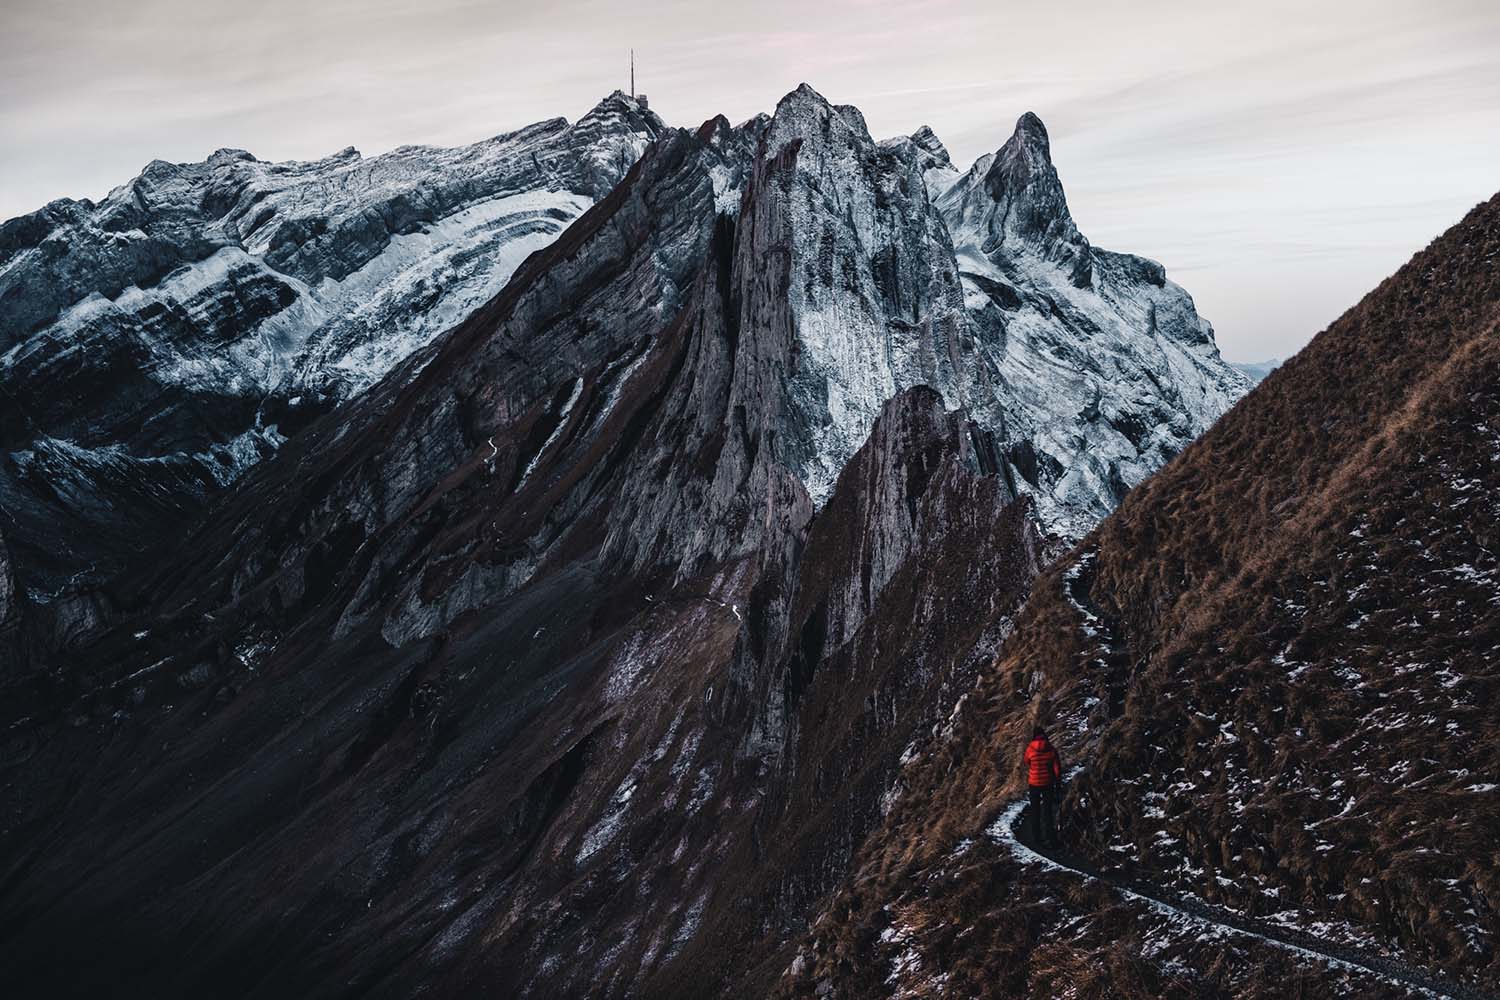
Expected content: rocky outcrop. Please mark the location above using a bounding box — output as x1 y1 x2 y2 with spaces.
662 388 1044 994
975 112 1091 280
713 89 1249 530
934 112 1250 536
0 92 664 605
906 124 960 198
744 85 976 507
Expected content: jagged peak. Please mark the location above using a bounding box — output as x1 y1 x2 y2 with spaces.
737 111 772 133
140 157 184 178
787 81 827 103
928 110 1090 285
578 89 664 133
1011 112 1051 154
207 148 257 166
984 111 1057 200
593 87 635 108
834 103 870 136
769 83 875 149
910 125 952 167
772 82 833 122
695 113 733 142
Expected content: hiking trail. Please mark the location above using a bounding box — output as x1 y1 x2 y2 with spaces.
988 799 1498 1000
1026 546 1497 996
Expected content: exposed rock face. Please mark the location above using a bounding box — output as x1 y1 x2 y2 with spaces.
748 86 975 507
715 89 1248 530
907 124 961 198
0 84 1252 998
934 112 1250 536
782 193 1500 999
670 387 1045 993
0 91 663 602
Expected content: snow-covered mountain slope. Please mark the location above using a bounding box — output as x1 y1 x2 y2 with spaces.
0 91 662 599
931 111 1251 535
0 116 1044 998
732 86 1247 534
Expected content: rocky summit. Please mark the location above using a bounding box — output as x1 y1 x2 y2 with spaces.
0 84 1261 998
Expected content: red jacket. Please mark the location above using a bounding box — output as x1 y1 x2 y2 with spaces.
1024 738 1061 787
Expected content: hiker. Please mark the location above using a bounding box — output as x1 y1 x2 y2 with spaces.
1024 727 1062 847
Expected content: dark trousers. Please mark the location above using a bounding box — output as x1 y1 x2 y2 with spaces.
1029 784 1058 846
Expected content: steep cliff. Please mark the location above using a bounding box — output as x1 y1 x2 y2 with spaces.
0 106 1041 998
933 112 1249 535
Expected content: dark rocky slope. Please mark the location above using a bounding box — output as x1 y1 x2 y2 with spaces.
0 107 1044 997
781 194 1500 997
1 84 1259 998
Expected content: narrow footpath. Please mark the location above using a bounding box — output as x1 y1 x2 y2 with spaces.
989 800 1498 1000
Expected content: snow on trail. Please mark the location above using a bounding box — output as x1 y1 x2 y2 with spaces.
1060 550 1102 637
994 556 1498 998
987 797 1495 1000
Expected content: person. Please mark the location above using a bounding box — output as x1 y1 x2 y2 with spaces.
1024 727 1062 847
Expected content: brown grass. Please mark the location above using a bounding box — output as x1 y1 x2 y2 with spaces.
776 193 1500 997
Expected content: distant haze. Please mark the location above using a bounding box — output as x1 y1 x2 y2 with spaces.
3 0 1497 362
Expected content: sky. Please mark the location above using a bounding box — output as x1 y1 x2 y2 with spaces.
2 0 1497 362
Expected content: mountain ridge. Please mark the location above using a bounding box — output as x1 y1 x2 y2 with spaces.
1 86 1246 666
0 91 665 609
2 84 1256 997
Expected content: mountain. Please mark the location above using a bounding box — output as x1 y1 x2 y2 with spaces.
782 194 1500 997
0 86 1248 657
932 113 1249 536
0 91 664 610
1231 357 1281 383
0 84 1250 997
735 90 1248 535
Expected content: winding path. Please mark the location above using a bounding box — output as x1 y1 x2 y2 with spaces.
987 800 1497 1000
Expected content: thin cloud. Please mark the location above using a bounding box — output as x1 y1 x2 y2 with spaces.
1 0 1496 362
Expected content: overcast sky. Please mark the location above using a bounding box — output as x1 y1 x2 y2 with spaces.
2 0 1497 361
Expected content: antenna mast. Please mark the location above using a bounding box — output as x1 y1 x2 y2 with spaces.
630 49 635 99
